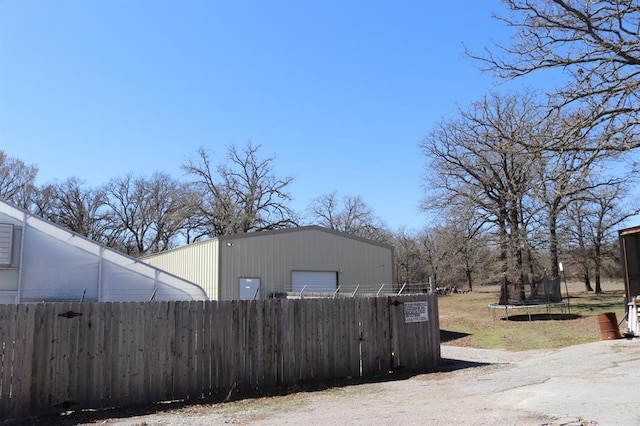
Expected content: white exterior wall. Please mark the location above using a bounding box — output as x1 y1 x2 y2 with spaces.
0 201 208 303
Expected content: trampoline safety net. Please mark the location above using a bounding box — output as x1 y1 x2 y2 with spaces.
498 274 563 306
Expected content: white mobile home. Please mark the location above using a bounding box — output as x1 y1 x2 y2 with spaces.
143 226 395 300
0 200 207 303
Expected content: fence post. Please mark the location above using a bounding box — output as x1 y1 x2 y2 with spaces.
351 284 359 297
397 283 406 295
333 285 341 298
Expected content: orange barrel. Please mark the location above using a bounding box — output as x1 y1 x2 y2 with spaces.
597 312 622 340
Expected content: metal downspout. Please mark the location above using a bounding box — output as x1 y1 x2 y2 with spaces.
16 211 28 303
98 247 104 301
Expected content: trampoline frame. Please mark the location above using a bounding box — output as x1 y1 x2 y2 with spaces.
487 301 570 321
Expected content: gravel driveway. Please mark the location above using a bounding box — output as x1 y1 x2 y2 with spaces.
33 338 640 425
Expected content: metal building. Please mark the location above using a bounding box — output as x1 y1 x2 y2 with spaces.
619 225 640 303
0 200 208 303
143 226 395 300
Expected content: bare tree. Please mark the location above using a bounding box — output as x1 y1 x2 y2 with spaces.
471 0 640 151
564 197 595 291
391 222 488 289
35 177 114 245
415 227 443 288
415 225 467 290
442 209 491 291
104 172 190 256
528 112 618 276
29 183 57 218
183 143 297 236
0 150 38 208
392 228 430 285
178 182 212 244
421 92 541 298
579 181 639 293
421 87 637 295
306 191 389 241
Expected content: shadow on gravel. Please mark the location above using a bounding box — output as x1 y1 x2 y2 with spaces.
435 357 493 373
10 335 489 425
8 358 491 426
440 329 471 342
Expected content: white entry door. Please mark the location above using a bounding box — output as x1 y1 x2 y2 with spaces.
291 271 337 293
239 278 260 300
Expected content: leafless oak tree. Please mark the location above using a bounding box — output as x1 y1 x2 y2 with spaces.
104 172 190 256
392 228 430 285
392 219 491 289
528 110 622 276
306 191 388 241
0 150 38 208
183 143 297 237
471 0 640 151
422 88 634 291
441 209 491 291
421 92 542 297
572 179 639 293
35 177 114 245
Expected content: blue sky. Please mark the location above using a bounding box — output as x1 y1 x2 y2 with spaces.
1 0 525 230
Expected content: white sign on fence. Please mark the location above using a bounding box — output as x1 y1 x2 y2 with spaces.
404 301 429 323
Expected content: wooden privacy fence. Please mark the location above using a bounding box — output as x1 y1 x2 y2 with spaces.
0 294 439 421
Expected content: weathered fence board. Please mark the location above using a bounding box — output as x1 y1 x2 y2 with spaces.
0 294 439 421
0 305 14 416
14 304 35 416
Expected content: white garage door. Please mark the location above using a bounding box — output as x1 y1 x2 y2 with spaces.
291 271 337 293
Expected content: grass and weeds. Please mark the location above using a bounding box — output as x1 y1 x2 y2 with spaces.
438 279 628 351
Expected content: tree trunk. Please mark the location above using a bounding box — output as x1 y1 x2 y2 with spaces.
525 244 536 292
517 274 526 301
584 272 594 292
499 211 508 275
549 209 560 277
594 241 603 294
595 273 603 294
511 208 526 301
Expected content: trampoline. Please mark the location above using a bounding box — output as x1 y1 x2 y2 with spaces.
487 274 570 320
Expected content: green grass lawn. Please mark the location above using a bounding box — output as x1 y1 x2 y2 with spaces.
438 279 628 351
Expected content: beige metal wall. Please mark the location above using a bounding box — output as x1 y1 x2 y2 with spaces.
144 238 220 299
218 227 394 299
144 226 394 301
